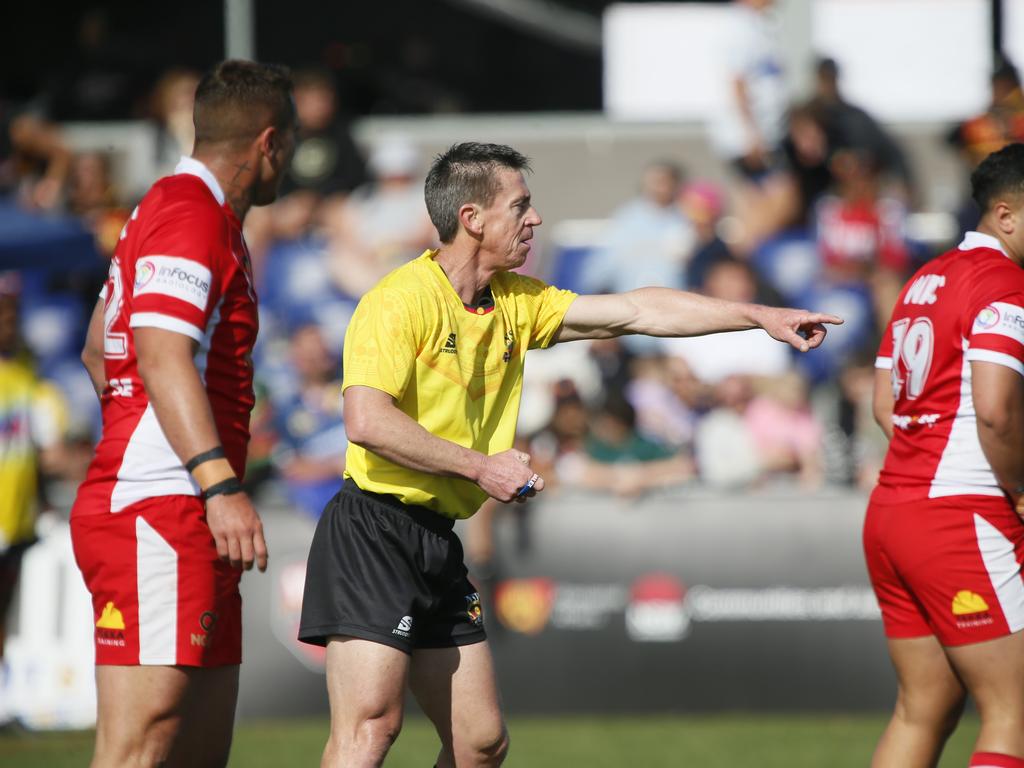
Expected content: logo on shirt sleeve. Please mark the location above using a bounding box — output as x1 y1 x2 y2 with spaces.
972 302 1024 343
133 256 213 310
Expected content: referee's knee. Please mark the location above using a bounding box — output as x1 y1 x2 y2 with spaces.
463 722 509 767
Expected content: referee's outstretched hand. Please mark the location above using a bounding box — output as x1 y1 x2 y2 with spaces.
757 306 844 353
206 492 269 572
476 449 545 504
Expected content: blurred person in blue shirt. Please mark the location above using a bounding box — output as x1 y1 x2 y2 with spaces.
271 324 346 519
583 161 694 354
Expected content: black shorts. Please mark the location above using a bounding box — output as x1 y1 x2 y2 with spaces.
298 479 486 654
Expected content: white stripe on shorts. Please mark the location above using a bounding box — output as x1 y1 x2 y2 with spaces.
137 517 178 664
974 513 1024 633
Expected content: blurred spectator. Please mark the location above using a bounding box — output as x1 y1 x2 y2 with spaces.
583 161 694 294
948 58 1024 232
583 161 694 355
527 380 591 485
325 137 435 297
663 258 791 384
838 355 889 490
554 394 693 497
150 69 200 179
810 56 914 199
66 151 130 257
680 180 734 290
714 0 799 253
245 70 368 271
816 147 909 312
624 355 700 451
697 373 823 489
0 101 71 210
742 372 824 488
714 0 788 180
950 58 1024 169
45 8 146 121
282 69 367 199
0 273 68 671
780 102 835 226
270 325 346 519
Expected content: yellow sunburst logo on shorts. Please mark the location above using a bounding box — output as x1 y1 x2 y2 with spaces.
951 590 989 616
96 601 126 629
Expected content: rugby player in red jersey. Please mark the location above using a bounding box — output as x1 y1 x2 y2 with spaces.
72 60 295 767
867 143 1024 768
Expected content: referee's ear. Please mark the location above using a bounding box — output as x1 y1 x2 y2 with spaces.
458 202 484 240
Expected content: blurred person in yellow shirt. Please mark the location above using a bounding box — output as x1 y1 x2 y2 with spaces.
0 272 67 660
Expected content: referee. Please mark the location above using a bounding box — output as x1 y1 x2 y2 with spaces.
298 142 842 767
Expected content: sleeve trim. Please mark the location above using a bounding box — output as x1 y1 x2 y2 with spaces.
129 312 204 342
341 381 402 399
965 348 1024 377
874 356 893 370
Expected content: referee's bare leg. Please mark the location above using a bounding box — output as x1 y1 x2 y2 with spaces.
410 640 508 767
322 636 411 767
871 636 965 767
92 665 238 768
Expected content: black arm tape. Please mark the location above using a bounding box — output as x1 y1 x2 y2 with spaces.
185 446 227 473
202 477 244 501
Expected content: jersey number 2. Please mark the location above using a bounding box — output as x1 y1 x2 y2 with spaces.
103 257 128 359
891 317 934 400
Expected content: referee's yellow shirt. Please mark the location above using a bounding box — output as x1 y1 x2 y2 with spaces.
342 249 577 519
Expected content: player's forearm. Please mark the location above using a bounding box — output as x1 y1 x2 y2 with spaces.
81 299 106 398
82 346 106 398
622 287 763 338
977 418 1024 498
136 341 226 473
973 362 1024 498
872 368 894 441
346 401 484 484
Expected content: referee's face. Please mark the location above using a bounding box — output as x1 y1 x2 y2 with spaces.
484 168 542 270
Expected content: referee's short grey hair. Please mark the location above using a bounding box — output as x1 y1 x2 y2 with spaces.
424 142 531 243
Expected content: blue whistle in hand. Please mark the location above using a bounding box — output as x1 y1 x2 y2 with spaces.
516 473 539 497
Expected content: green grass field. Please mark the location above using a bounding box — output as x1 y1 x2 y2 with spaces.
0 714 981 767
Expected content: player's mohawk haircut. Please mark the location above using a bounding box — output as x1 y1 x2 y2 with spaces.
424 142 531 243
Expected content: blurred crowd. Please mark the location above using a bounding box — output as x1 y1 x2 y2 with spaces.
3 2 1024 563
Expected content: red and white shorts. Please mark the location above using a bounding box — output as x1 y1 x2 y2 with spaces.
864 492 1024 646
71 495 242 666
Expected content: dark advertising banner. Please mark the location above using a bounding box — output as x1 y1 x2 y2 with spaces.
238 487 894 718
479 488 891 713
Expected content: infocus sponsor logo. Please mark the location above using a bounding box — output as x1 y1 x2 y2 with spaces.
684 586 881 621
158 266 210 293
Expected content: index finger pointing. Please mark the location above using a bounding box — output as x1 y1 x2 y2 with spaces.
805 313 844 325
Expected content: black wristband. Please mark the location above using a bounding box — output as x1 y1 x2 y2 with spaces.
202 477 243 501
185 446 227 473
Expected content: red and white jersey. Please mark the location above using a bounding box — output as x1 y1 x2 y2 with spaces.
73 157 258 516
874 231 1024 503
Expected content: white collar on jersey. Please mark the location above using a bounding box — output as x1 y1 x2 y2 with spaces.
959 231 1009 257
174 156 226 207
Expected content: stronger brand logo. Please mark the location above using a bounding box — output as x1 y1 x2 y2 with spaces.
393 615 413 638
